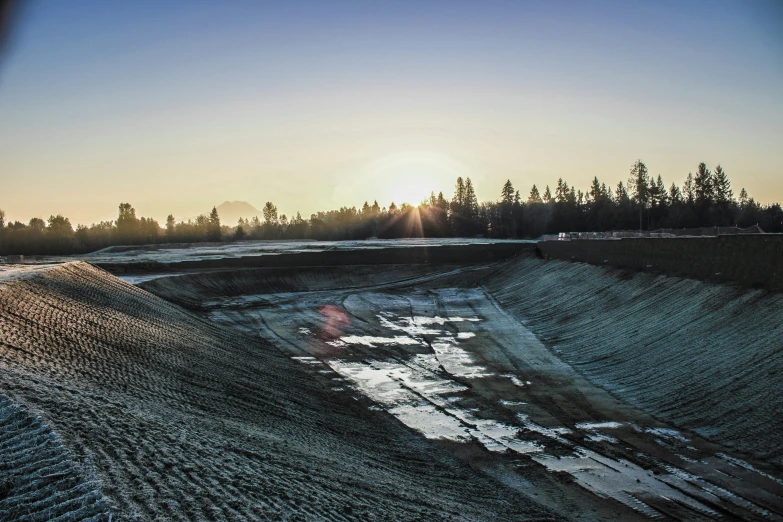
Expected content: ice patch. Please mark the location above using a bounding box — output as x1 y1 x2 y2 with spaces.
645 427 689 442
430 340 493 378
502 374 531 387
340 335 424 347
533 449 718 518
575 421 624 430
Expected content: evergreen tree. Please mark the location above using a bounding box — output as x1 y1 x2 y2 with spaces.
683 173 695 203
615 181 629 202
589 177 602 202
207 206 221 241
713 165 733 203
739 188 749 208
500 180 515 205
166 214 175 236
464 178 479 218
555 178 568 202
694 162 713 204
263 202 278 224
453 177 466 207
669 183 682 203
528 184 542 203
542 185 553 203
628 160 650 230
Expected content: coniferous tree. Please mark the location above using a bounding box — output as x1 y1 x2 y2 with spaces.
528 185 542 203
739 188 749 208
464 178 479 221
683 173 695 203
501 180 515 205
694 163 714 204
588 177 602 202
542 185 553 203
166 214 175 237
669 183 682 203
628 160 650 230
713 165 733 203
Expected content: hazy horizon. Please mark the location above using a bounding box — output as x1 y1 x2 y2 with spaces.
1 0 782 226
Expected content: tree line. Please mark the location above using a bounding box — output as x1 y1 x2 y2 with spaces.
1 160 781 256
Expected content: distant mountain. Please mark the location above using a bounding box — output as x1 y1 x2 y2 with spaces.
215 201 261 226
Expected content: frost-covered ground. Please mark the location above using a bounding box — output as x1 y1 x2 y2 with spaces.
144 261 783 521
0 262 554 521
3 244 781 521
9 238 530 265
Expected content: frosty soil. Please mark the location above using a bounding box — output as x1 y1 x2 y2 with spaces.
207 278 783 521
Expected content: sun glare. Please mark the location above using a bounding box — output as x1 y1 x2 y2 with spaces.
351 152 466 207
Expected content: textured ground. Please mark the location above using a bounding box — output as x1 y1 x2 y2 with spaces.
0 262 556 521
145 260 783 521
3 248 782 521
482 255 783 465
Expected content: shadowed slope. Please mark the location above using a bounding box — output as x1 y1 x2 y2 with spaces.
482 256 783 465
0 262 555 521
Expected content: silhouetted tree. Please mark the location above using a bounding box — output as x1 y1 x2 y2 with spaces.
628 160 650 230
528 185 542 203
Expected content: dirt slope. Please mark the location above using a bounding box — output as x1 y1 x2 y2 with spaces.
482 255 783 465
143 262 783 520
0 262 556 521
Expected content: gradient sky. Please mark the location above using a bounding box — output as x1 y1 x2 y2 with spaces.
1 0 781 225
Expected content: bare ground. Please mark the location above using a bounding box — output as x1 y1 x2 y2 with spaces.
0 262 557 521
142 259 783 521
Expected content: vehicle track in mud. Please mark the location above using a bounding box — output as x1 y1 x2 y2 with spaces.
0 262 557 521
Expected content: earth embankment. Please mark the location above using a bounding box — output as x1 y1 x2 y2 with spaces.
97 242 535 274
144 256 783 466
483 254 783 465
0 262 555 521
140 257 783 519
537 235 782 291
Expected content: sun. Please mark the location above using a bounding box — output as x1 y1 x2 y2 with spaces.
386 173 436 206
355 152 465 207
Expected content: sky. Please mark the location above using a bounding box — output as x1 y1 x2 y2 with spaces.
0 0 781 225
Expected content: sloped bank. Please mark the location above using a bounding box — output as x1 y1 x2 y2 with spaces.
482 254 783 465
537 234 782 291
0 262 556 521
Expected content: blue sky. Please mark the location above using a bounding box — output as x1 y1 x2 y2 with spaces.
1 0 781 224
